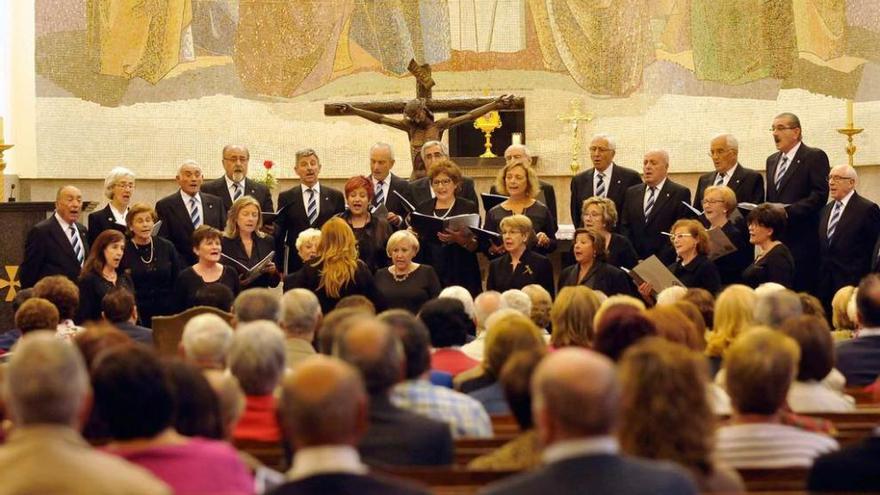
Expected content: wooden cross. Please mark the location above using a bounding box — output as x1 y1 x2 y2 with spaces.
557 98 593 174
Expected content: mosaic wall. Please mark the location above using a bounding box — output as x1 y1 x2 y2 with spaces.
33 0 880 181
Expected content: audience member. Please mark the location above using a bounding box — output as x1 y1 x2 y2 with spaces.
335 318 453 466
0 332 170 494
753 288 802 328
549 286 600 349
180 313 234 370
335 295 377 314
73 323 133 371
705 284 756 375
798 292 827 320
808 417 880 492
174 226 241 312
203 370 245 441
593 305 656 361
461 291 506 361
500 289 532 318
13 297 60 335
33 275 83 340
836 274 880 386
375 230 441 313
101 288 153 344
317 307 373 355
229 321 287 442
164 359 224 439
645 305 705 352
278 288 321 369
233 288 280 324
830 285 856 333
77 229 135 324
193 283 235 312
673 300 708 339
483 347 697 495
419 298 478 376
592 294 645 328
682 288 715 331
715 329 838 468
654 285 687 306
439 285 477 322
0 288 33 351
521 284 552 331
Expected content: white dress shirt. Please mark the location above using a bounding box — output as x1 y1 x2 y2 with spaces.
287 445 368 481
593 163 615 196
301 182 322 216
542 435 619 464
643 177 667 211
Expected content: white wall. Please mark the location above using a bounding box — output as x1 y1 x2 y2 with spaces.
2 0 37 177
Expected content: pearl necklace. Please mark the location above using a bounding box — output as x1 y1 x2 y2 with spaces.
390 264 416 282
133 237 154 264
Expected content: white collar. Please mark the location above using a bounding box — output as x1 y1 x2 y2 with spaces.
832 189 855 209
224 175 244 189
180 190 201 203
781 141 803 163
108 203 128 224
54 212 76 231
287 445 367 481
302 182 321 193
595 163 614 178
372 175 390 186
718 163 738 179
856 327 880 338
542 435 619 464
646 177 666 193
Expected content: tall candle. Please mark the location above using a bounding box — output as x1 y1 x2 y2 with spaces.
512 132 522 146
0 117 4 144
846 100 854 127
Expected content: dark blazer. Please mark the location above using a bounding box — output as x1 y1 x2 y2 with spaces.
87 204 128 246
766 143 830 291
481 453 697 495
607 233 639 270
114 320 154 345
490 180 558 221
270 472 429 495
570 164 642 228
220 235 281 289
201 176 274 212
818 192 880 307
274 183 346 273
20 216 89 288
380 173 416 220
620 179 692 265
284 260 385 314
558 261 634 296
358 395 453 467
713 221 752 287
835 336 880 387
486 250 555 298
409 176 478 209
692 163 765 209
156 191 226 265
742 243 795 288
76 271 135 324
668 254 721 295
808 436 880 492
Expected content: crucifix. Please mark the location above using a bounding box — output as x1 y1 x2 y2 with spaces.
557 98 593 175
325 60 524 179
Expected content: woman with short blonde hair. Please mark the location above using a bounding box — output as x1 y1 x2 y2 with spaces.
295 228 321 263
701 185 751 286
487 214 555 297
375 230 441 313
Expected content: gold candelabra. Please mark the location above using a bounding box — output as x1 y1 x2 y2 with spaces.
837 100 863 168
557 99 593 174
474 110 502 158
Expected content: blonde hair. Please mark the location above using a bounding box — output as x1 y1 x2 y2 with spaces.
550 286 601 347
706 284 756 357
645 306 705 352
593 295 646 329
483 312 546 377
582 196 618 229
224 196 265 239
522 284 552 329
385 230 420 257
831 286 856 331
725 328 800 415
702 185 737 215
295 228 321 251
316 218 359 298
495 163 540 198
499 214 534 241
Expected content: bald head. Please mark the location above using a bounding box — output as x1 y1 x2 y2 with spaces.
280 355 367 447
533 347 619 443
55 186 83 224
335 318 402 395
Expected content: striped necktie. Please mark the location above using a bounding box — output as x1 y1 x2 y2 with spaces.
644 186 657 220
306 188 318 225
827 201 843 239
714 172 726 187
595 172 606 198
774 156 789 190
69 225 83 265
373 180 385 208
232 182 242 201
189 197 201 227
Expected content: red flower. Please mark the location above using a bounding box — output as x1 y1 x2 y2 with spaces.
263 160 274 170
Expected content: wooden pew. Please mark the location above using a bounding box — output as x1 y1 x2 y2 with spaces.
375 466 517 495
490 414 519 436
454 437 512 465
233 439 288 472
737 467 809 492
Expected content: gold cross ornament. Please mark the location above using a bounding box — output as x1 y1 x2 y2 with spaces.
557 99 593 174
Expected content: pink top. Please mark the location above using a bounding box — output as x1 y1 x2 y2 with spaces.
233 394 282 442
107 437 253 495
431 348 480 377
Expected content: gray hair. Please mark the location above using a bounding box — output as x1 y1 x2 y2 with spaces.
420 140 449 161
203 369 245 436
590 133 617 151
181 314 234 368
656 286 688 306
830 164 857 181
439 286 475 320
177 159 202 176
754 290 803 328
229 321 287 395
712 133 739 151
103 166 135 200
501 289 532 317
295 148 319 165
645 149 670 166
505 144 532 159
474 291 507 331
222 144 250 159
3 331 89 425
370 142 395 161
233 288 280 324
335 318 402 395
279 289 322 337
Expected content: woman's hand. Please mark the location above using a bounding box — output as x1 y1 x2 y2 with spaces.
637 281 655 302
535 232 550 247
489 243 506 255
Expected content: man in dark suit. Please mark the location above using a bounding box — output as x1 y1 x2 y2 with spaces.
272 356 428 495
275 149 345 273
338 318 453 467
20 186 89 288
620 150 692 265
482 348 697 495
836 274 880 387
489 144 558 221
766 112 830 292
101 287 153 345
408 140 479 207
369 142 414 228
156 160 226 265
817 165 880 312
200 144 274 213
570 133 642 228
692 133 764 208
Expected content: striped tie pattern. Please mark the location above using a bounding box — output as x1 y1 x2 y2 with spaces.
306 188 318 225
714 172 726 187
189 197 201 228
595 172 606 198
373 180 385 208
69 225 83 265
644 186 657 220
827 200 843 239
774 156 789 190
232 182 242 201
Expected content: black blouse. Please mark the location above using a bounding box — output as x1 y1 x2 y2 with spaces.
711 221 753 287
284 260 385 314
558 261 634 297
76 271 135 324
668 254 722 295
483 201 558 255
220 234 280 289
486 249 555 298
173 265 241 312
414 197 482 296
87 204 128 246
339 211 393 273
742 243 795 288
607 233 639 270
374 264 442 314
121 236 181 327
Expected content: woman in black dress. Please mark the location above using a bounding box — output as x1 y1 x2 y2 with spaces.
414 159 482 296
220 196 280 289
78 229 135 323
284 217 384 313
742 203 795 288
374 230 441 313
337 176 393 273
173 226 240 312
558 229 633 296
486 214 555 297
701 185 752 286
483 161 557 256
88 167 135 246
637 219 721 302
120 203 181 327
581 196 638 269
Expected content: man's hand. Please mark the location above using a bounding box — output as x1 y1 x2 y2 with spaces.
488 243 506 255
387 212 403 226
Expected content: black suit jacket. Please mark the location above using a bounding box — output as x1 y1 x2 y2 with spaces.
808 436 880 492
358 395 453 467
558 261 634 297
270 472 429 495
409 176 478 209
201 176 274 212
155 191 226 265
482 453 697 495
486 250 555 298
20 216 89 288
379 173 415 221
818 192 880 305
489 180 558 221
620 180 692 265
87 204 128 246
570 164 642 228
692 163 765 209
274 183 346 273
835 335 880 387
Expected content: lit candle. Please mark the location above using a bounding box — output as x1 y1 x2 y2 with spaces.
512 132 522 146
846 100 854 128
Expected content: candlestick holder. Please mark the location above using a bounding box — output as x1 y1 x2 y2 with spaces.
836 126 863 168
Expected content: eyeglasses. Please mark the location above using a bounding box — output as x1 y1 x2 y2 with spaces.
769 126 799 132
702 199 724 205
431 178 453 187
707 149 730 157
827 175 854 183
223 156 248 162
670 233 693 240
115 182 134 189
